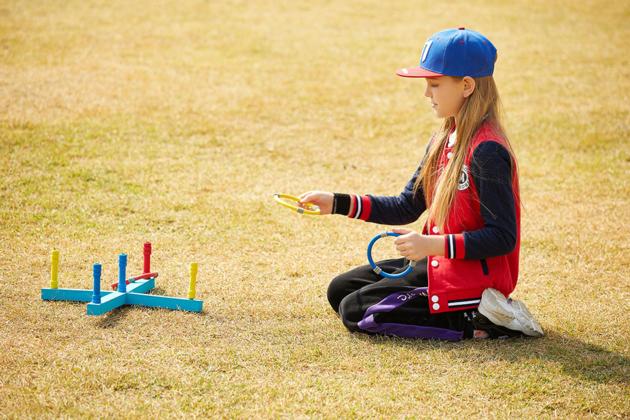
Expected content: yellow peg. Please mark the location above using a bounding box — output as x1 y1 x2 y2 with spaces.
188 263 198 299
50 250 59 289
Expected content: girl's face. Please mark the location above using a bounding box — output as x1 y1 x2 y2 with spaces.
424 76 470 119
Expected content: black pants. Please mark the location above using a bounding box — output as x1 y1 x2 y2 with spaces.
327 257 474 339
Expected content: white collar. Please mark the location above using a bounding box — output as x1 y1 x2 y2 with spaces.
447 129 457 147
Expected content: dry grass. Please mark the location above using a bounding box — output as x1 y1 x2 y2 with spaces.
1 0 629 417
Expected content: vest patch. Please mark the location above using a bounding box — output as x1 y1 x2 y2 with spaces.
458 165 470 190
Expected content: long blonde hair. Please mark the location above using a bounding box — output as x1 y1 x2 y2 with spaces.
414 76 518 231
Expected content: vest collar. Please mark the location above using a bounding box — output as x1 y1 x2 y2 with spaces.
447 129 457 147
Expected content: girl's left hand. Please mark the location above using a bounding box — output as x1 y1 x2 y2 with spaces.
392 228 431 261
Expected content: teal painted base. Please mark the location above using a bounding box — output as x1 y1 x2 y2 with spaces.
42 288 113 302
126 293 203 312
42 278 203 316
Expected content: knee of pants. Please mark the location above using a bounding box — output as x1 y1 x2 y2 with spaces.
327 273 351 313
337 293 364 332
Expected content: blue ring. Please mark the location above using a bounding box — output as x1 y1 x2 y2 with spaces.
366 232 416 279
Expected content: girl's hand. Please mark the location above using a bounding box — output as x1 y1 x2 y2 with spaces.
392 228 432 261
298 191 333 215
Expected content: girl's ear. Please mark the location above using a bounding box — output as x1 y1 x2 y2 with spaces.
462 76 476 98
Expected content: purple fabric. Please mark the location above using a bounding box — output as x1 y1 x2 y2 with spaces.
357 287 464 342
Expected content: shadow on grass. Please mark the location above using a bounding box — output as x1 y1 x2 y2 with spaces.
356 331 629 385
94 304 133 328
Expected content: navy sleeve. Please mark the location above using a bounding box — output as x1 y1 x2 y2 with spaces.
365 165 427 225
463 141 517 259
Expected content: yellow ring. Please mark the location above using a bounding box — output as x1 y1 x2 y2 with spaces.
273 193 321 215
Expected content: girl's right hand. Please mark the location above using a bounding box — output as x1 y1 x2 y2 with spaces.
298 191 334 215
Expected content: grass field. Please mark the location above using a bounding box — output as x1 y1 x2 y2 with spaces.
1 0 629 417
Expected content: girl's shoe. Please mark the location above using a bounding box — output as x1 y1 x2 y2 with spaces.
478 288 544 337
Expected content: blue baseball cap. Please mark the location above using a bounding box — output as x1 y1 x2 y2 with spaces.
397 27 497 78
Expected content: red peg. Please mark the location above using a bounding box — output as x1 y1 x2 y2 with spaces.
143 242 152 274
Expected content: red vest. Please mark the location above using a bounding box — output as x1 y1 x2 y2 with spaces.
423 121 521 314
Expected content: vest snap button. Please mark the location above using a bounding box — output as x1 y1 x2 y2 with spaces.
432 226 439 234
432 303 440 310
431 295 439 303
447 152 453 159
431 260 439 268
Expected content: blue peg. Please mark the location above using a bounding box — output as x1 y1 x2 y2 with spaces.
118 254 127 293
92 263 102 304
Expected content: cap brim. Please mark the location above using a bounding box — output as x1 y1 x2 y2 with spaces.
396 66 442 78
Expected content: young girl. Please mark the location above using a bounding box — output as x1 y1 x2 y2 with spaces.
299 28 543 340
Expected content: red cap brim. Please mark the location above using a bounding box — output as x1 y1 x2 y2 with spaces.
396 66 442 78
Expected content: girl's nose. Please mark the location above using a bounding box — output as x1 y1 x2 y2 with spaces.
424 84 431 98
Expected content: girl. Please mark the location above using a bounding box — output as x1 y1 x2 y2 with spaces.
299 28 543 340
